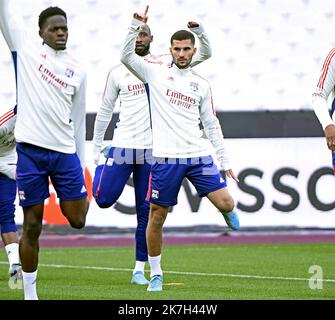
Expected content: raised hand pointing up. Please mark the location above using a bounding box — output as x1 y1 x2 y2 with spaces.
133 5 149 23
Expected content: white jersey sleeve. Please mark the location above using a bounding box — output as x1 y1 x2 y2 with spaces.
120 19 153 83
312 48 335 129
189 23 212 67
0 0 24 51
1 0 87 158
93 67 120 149
0 108 17 180
0 162 15 180
0 109 16 138
71 74 87 171
200 85 231 171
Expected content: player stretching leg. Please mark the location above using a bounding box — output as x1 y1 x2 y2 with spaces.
121 6 240 292
93 19 212 285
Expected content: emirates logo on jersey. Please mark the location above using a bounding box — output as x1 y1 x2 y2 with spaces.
128 83 146 96
39 64 68 89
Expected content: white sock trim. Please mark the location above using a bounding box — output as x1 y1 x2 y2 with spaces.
133 261 146 274
22 270 38 300
5 243 20 267
148 255 163 278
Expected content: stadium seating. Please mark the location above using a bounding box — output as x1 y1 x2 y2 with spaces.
0 0 334 112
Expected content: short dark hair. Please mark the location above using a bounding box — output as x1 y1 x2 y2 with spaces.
140 24 152 36
170 30 195 46
38 6 67 30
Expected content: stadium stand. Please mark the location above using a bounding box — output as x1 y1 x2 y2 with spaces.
0 0 334 113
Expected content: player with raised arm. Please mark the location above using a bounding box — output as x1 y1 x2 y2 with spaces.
0 108 22 288
312 47 335 170
121 6 240 292
93 18 212 285
0 0 89 300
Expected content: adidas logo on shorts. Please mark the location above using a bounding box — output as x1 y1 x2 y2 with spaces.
18 191 26 201
81 186 87 193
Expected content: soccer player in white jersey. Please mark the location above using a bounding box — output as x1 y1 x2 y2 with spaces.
0 1 89 300
0 107 22 288
312 47 335 170
93 21 212 286
121 6 240 292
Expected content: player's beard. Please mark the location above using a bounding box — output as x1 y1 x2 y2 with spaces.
174 58 192 69
135 43 150 56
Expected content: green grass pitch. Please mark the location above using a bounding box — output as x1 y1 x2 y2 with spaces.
0 243 334 300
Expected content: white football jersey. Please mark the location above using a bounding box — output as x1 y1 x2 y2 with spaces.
95 59 153 150
0 0 87 168
93 24 212 151
121 19 231 170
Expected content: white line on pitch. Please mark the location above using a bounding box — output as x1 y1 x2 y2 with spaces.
1 261 334 283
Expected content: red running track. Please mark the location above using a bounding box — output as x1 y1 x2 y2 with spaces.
30 233 335 247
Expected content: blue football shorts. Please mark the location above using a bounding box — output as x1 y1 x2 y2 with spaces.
93 147 152 208
147 155 227 206
0 173 17 233
16 143 87 208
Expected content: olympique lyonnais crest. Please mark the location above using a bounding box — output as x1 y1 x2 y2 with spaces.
65 67 75 78
190 82 199 92
152 189 159 199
